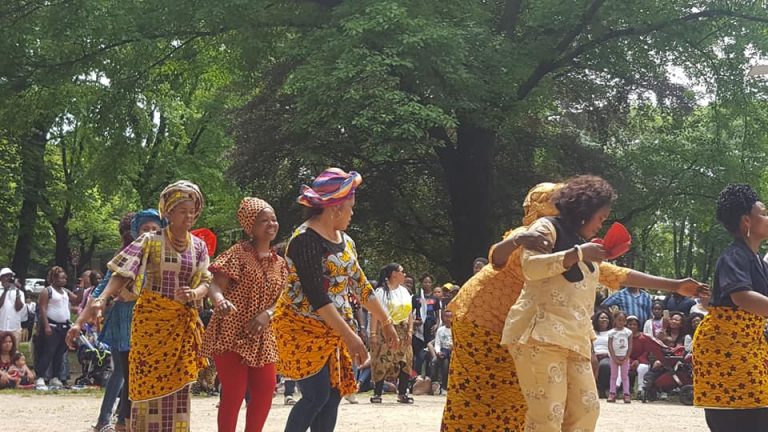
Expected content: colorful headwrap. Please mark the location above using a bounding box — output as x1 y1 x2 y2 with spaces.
237 197 273 236
158 180 205 219
522 182 563 226
130 209 165 239
297 168 362 208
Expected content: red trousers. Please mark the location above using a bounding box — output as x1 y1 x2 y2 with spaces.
214 352 276 432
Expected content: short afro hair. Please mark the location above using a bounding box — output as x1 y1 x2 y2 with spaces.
716 184 759 234
553 175 617 228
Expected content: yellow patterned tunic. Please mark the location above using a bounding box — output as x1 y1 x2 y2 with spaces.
273 224 374 396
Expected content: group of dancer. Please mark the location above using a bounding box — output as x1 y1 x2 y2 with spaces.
63 167 768 432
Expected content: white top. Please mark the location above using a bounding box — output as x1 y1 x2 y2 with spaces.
0 287 25 331
374 285 413 324
46 287 71 323
690 303 708 316
608 328 633 357
593 330 611 355
434 325 453 352
643 319 663 338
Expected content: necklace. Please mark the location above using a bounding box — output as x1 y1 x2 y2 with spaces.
165 229 190 252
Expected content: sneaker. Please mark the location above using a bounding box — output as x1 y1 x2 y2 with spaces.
49 377 63 388
35 377 47 390
659 392 669 401
284 395 296 405
345 394 359 404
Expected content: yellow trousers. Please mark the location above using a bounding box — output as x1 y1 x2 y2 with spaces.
510 341 600 432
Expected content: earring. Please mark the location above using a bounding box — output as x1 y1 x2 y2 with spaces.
747 227 751 239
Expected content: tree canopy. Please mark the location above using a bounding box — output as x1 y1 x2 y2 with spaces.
3 0 768 285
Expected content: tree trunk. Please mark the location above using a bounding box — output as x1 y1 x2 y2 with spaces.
436 122 495 283
52 203 72 272
10 127 47 280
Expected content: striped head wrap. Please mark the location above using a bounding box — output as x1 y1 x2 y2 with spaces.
237 197 273 236
158 180 205 219
522 182 562 226
298 168 362 208
130 209 166 239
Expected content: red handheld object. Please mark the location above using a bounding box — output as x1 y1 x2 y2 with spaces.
591 222 631 260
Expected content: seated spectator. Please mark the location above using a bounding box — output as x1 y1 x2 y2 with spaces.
659 311 687 351
591 310 613 397
643 300 665 338
9 353 35 385
0 331 17 389
626 315 665 397
428 310 453 394
662 292 696 315
684 312 705 353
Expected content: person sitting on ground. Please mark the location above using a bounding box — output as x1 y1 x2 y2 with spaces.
9 352 35 385
659 311 687 351
643 300 665 338
428 309 453 395
626 315 665 398
0 331 18 389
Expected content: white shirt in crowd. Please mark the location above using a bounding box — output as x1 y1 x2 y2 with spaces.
46 286 71 323
608 327 633 357
0 286 25 331
593 330 611 355
434 325 453 352
643 319 663 338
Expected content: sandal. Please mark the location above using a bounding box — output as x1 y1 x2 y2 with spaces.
623 394 632 404
607 392 616 403
370 395 383 404
92 424 115 432
397 395 414 404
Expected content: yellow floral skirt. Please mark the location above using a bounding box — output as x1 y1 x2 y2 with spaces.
693 306 768 408
272 304 357 396
441 318 526 432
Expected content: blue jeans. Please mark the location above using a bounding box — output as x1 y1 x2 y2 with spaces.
284 362 341 432
98 351 129 425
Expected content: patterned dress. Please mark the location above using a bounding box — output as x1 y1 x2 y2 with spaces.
108 230 211 432
272 224 374 396
443 229 630 431
201 243 287 366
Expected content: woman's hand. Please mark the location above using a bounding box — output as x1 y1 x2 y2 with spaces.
674 278 709 298
514 231 553 253
245 311 271 337
343 331 369 364
382 322 399 349
65 324 82 349
213 297 237 317
580 243 606 263
173 286 194 304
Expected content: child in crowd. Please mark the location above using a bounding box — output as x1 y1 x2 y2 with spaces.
9 353 35 385
429 310 453 394
644 300 665 338
608 311 633 403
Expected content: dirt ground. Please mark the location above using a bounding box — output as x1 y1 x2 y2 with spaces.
1 392 709 431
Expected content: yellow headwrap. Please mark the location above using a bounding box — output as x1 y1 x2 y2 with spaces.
522 182 563 226
158 180 205 219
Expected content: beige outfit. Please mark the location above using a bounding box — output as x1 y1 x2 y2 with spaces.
501 217 601 432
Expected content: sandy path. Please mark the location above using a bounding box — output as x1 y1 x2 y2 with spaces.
1 392 709 431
